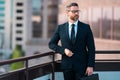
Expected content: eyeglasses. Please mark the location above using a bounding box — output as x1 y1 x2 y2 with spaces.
68 10 80 13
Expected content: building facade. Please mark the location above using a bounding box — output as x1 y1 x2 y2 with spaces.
27 0 59 45
12 0 32 50
1 0 59 54
0 0 5 49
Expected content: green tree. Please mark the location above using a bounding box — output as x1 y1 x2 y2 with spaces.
10 44 25 70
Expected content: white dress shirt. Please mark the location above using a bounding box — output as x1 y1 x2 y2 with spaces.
68 20 78 39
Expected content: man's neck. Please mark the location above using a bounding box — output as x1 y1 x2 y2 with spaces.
68 19 77 24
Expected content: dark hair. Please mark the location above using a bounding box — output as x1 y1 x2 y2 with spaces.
66 2 79 9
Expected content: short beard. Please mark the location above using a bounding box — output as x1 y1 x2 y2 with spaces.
70 15 79 21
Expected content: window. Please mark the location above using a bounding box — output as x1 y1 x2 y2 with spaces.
0 13 5 17
16 17 23 20
0 7 4 11
16 23 23 27
16 37 22 41
0 1 5 4
0 26 4 29
16 30 22 34
0 20 4 23
16 10 23 13
16 2 23 6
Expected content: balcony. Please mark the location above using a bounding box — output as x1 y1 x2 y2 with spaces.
0 51 120 80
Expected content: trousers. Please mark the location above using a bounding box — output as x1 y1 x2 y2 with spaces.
63 69 85 80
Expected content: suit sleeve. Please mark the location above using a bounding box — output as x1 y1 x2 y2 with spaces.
49 26 65 55
86 25 95 67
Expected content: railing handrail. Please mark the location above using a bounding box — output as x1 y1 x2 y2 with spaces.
1 50 120 66
0 51 54 66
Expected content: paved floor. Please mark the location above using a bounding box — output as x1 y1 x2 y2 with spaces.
33 71 120 80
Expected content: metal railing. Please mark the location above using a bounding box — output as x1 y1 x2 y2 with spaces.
0 50 120 80
0 51 55 80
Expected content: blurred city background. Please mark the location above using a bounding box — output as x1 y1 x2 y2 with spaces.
0 0 120 77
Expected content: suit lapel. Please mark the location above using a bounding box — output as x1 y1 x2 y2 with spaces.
74 21 81 45
65 22 71 43
64 21 82 45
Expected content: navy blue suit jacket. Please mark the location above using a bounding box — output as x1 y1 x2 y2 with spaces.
49 21 95 73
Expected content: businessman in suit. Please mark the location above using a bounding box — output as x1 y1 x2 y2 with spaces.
49 2 95 80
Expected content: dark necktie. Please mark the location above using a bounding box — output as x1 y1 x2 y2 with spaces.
71 24 75 45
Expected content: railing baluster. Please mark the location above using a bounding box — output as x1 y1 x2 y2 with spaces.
52 52 55 80
25 59 29 80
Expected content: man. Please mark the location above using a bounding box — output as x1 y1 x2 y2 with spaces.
49 2 95 80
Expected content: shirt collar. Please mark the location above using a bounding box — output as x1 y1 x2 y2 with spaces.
69 20 78 27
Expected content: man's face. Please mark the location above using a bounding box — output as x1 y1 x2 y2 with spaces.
66 6 79 21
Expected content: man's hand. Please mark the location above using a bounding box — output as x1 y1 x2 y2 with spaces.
85 67 93 76
64 48 73 57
